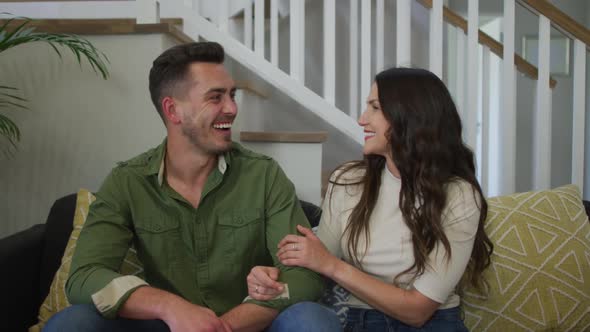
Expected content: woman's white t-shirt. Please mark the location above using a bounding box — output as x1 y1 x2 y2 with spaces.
316 167 481 309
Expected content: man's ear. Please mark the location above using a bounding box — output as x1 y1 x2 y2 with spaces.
162 96 182 124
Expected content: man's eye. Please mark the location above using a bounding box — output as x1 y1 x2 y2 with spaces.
211 95 222 101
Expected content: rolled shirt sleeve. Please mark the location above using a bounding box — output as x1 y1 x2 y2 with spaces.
244 161 325 311
66 168 145 319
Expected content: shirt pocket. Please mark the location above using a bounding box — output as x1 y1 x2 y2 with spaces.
134 216 182 276
216 209 266 270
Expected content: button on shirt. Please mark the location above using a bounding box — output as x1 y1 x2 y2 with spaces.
66 140 324 318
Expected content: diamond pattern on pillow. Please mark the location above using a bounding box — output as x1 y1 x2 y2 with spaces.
462 185 590 331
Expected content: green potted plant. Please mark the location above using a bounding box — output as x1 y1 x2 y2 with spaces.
0 13 109 156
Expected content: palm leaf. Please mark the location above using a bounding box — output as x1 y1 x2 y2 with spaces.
0 15 110 79
0 112 20 157
0 86 28 110
0 13 110 156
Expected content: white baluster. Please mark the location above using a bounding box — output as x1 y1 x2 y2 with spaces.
137 0 160 24
255 0 265 57
500 0 516 195
218 0 228 32
572 39 586 191
375 0 384 72
446 25 458 100
300 0 305 82
349 0 359 119
429 0 443 78
324 0 336 105
466 0 479 150
481 46 491 194
360 0 371 111
533 15 551 190
455 31 465 122
244 5 252 50
290 0 304 82
192 0 200 15
396 0 411 66
271 0 278 65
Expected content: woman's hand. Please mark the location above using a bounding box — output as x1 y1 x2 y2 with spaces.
246 266 284 301
277 224 339 277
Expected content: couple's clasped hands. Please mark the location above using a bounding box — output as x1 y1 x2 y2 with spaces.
247 225 338 300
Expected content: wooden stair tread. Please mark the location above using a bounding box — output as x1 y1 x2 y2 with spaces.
0 18 182 35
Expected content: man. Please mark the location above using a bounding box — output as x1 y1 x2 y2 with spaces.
43 42 326 332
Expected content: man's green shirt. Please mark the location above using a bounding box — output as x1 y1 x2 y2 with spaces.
66 140 324 318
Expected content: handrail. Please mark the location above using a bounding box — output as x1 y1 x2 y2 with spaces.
517 0 590 48
417 0 557 88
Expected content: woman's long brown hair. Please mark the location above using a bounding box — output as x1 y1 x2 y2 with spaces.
330 68 493 290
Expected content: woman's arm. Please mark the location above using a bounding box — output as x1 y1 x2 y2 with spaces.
278 225 440 327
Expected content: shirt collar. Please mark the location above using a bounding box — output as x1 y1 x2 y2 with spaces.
149 139 231 187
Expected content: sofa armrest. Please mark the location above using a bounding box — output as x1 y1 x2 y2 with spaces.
0 224 46 332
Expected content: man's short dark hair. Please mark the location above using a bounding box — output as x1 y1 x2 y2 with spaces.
149 42 225 122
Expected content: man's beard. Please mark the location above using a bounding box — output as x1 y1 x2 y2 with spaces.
181 122 231 155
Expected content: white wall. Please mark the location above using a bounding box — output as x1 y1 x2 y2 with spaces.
0 34 173 238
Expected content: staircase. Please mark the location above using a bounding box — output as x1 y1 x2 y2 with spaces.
1 0 589 237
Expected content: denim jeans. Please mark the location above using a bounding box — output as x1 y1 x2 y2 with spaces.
267 301 343 332
344 306 468 332
42 304 170 332
44 302 344 332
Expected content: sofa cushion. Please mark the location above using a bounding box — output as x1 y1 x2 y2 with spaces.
462 184 590 331
30 189 144 332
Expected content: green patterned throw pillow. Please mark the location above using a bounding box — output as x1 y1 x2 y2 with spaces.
29 189 144 332
462 185 590 331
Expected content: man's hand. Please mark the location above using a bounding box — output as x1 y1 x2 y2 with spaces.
163 297 232 332
120 287 231 332
246 266 283 301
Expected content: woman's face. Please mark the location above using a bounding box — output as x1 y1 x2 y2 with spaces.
358 83 391 158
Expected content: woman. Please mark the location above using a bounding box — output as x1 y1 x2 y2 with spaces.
249 68 493 332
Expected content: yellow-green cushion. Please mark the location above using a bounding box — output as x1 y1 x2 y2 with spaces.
463 184 590 331
29 189 144 332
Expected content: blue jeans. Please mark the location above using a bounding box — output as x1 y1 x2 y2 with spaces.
44 302 343 332
43 304 169 332
267 301 343 332
344 306 468 332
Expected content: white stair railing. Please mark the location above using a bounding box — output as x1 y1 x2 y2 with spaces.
3 0 588 197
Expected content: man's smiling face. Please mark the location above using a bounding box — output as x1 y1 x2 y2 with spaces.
174 62 237 155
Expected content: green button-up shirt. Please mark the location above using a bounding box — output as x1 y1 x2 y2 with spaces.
66 139 324 318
